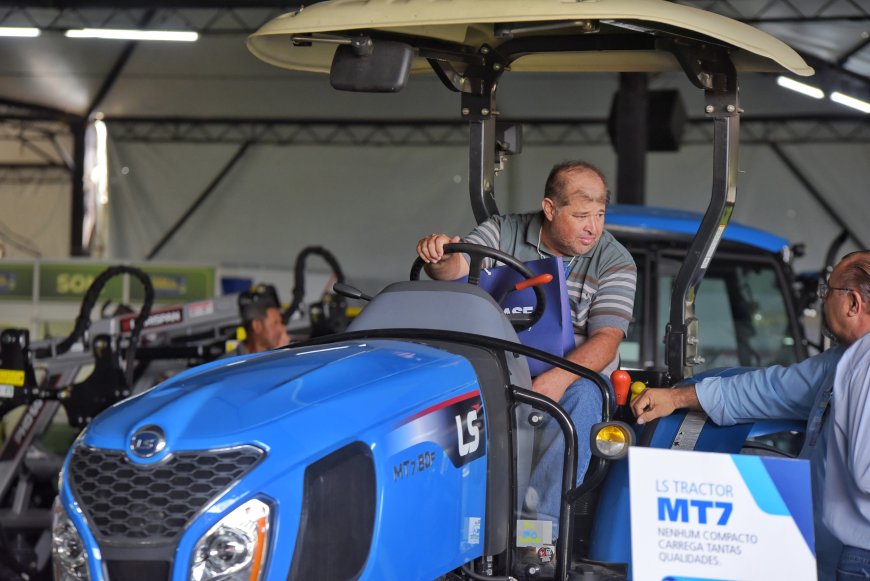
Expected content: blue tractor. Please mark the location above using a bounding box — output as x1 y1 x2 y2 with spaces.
50 1 814 580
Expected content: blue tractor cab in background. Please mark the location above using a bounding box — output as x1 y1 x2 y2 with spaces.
606 204 806 379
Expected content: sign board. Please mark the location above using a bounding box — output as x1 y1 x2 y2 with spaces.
0 262 215 303
118 306 185 334
629 447 816 581
39 264 124 301
131 266 215 303
0 264 35 300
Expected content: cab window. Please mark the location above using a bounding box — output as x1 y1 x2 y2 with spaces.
656 255 798 371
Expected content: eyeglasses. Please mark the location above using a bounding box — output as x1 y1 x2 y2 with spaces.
818 282 854 300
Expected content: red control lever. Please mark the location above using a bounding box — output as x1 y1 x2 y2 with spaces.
611 369 632 406
515 273 553 291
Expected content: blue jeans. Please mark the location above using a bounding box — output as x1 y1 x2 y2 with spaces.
525 377 606 529
838 546 870 580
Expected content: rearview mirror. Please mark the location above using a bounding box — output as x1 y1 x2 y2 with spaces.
330 38 413 93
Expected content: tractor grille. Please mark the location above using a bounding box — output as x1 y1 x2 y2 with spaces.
68 445 264 545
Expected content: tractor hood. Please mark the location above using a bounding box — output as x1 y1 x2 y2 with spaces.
81 339 479 462
248 0 811 77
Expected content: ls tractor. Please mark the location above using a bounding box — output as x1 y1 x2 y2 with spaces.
49 1 814 580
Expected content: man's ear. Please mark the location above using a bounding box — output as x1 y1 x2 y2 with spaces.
251 318 265 335
542 197 556 221
846 291 863 317
851 291 867 316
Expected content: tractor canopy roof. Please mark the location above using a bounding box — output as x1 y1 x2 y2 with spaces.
247 0 811 77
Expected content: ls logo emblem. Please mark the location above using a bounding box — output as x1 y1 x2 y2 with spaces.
130 425 166 458
456 410 480 457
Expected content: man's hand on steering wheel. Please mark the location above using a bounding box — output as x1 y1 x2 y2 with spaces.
410 241 548 332
416 233 461 265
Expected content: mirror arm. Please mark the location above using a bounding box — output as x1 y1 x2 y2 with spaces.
462 45 506 225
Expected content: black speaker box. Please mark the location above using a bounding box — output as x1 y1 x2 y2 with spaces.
608 89 687 152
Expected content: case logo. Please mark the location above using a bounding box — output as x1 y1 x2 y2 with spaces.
503 306 534 316
130 425 166 458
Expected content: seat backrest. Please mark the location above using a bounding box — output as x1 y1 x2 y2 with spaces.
347 280 521 344
476 257 574 376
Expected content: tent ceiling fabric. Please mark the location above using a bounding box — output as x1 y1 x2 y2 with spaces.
0 0 866 118
758 21 870 77
0 0 867 275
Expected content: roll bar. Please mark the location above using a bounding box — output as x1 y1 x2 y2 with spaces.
441 41 741 383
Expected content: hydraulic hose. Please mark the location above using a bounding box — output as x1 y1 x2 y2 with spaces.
36 265 155 387
284 246 346 322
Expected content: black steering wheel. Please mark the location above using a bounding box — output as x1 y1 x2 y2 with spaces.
410 242 547 331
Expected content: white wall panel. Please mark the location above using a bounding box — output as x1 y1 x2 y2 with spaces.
107 130 869 292
0 182 70 259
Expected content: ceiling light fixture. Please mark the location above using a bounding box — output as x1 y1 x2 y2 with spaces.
0 27 41 38
65 28 198 42
776 76 824 99
830 91 870 114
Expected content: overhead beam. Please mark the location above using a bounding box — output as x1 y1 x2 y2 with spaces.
146 140 252 259
770 143 867 249
87 45 140 118
675 0 870 21
838 35 870 66
17 138 63 166
742 15 870 23
0 5 303 34
102 115 870 146
0 165 70 186
798 54 870 104
0 97 77 122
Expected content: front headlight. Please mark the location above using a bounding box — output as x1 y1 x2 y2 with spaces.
51 498 90 581
190 498 271 581
590 421 634 460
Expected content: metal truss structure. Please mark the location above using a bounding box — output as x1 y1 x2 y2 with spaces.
0 120 72 166
0 1 867 82
1 0 868 250
104 117 870 147
0 164 70 186
676 0 870 99
676 0 870 22
0 4 304 34
1 1 866 31
3 115 865 185
0 4 296 34
0 106 73 185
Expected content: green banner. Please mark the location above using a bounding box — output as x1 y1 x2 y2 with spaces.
131 266 215 303
0 262 215 303
0 264 35 300
39 264 124 302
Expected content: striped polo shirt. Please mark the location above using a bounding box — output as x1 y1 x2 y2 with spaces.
465 212 637 372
